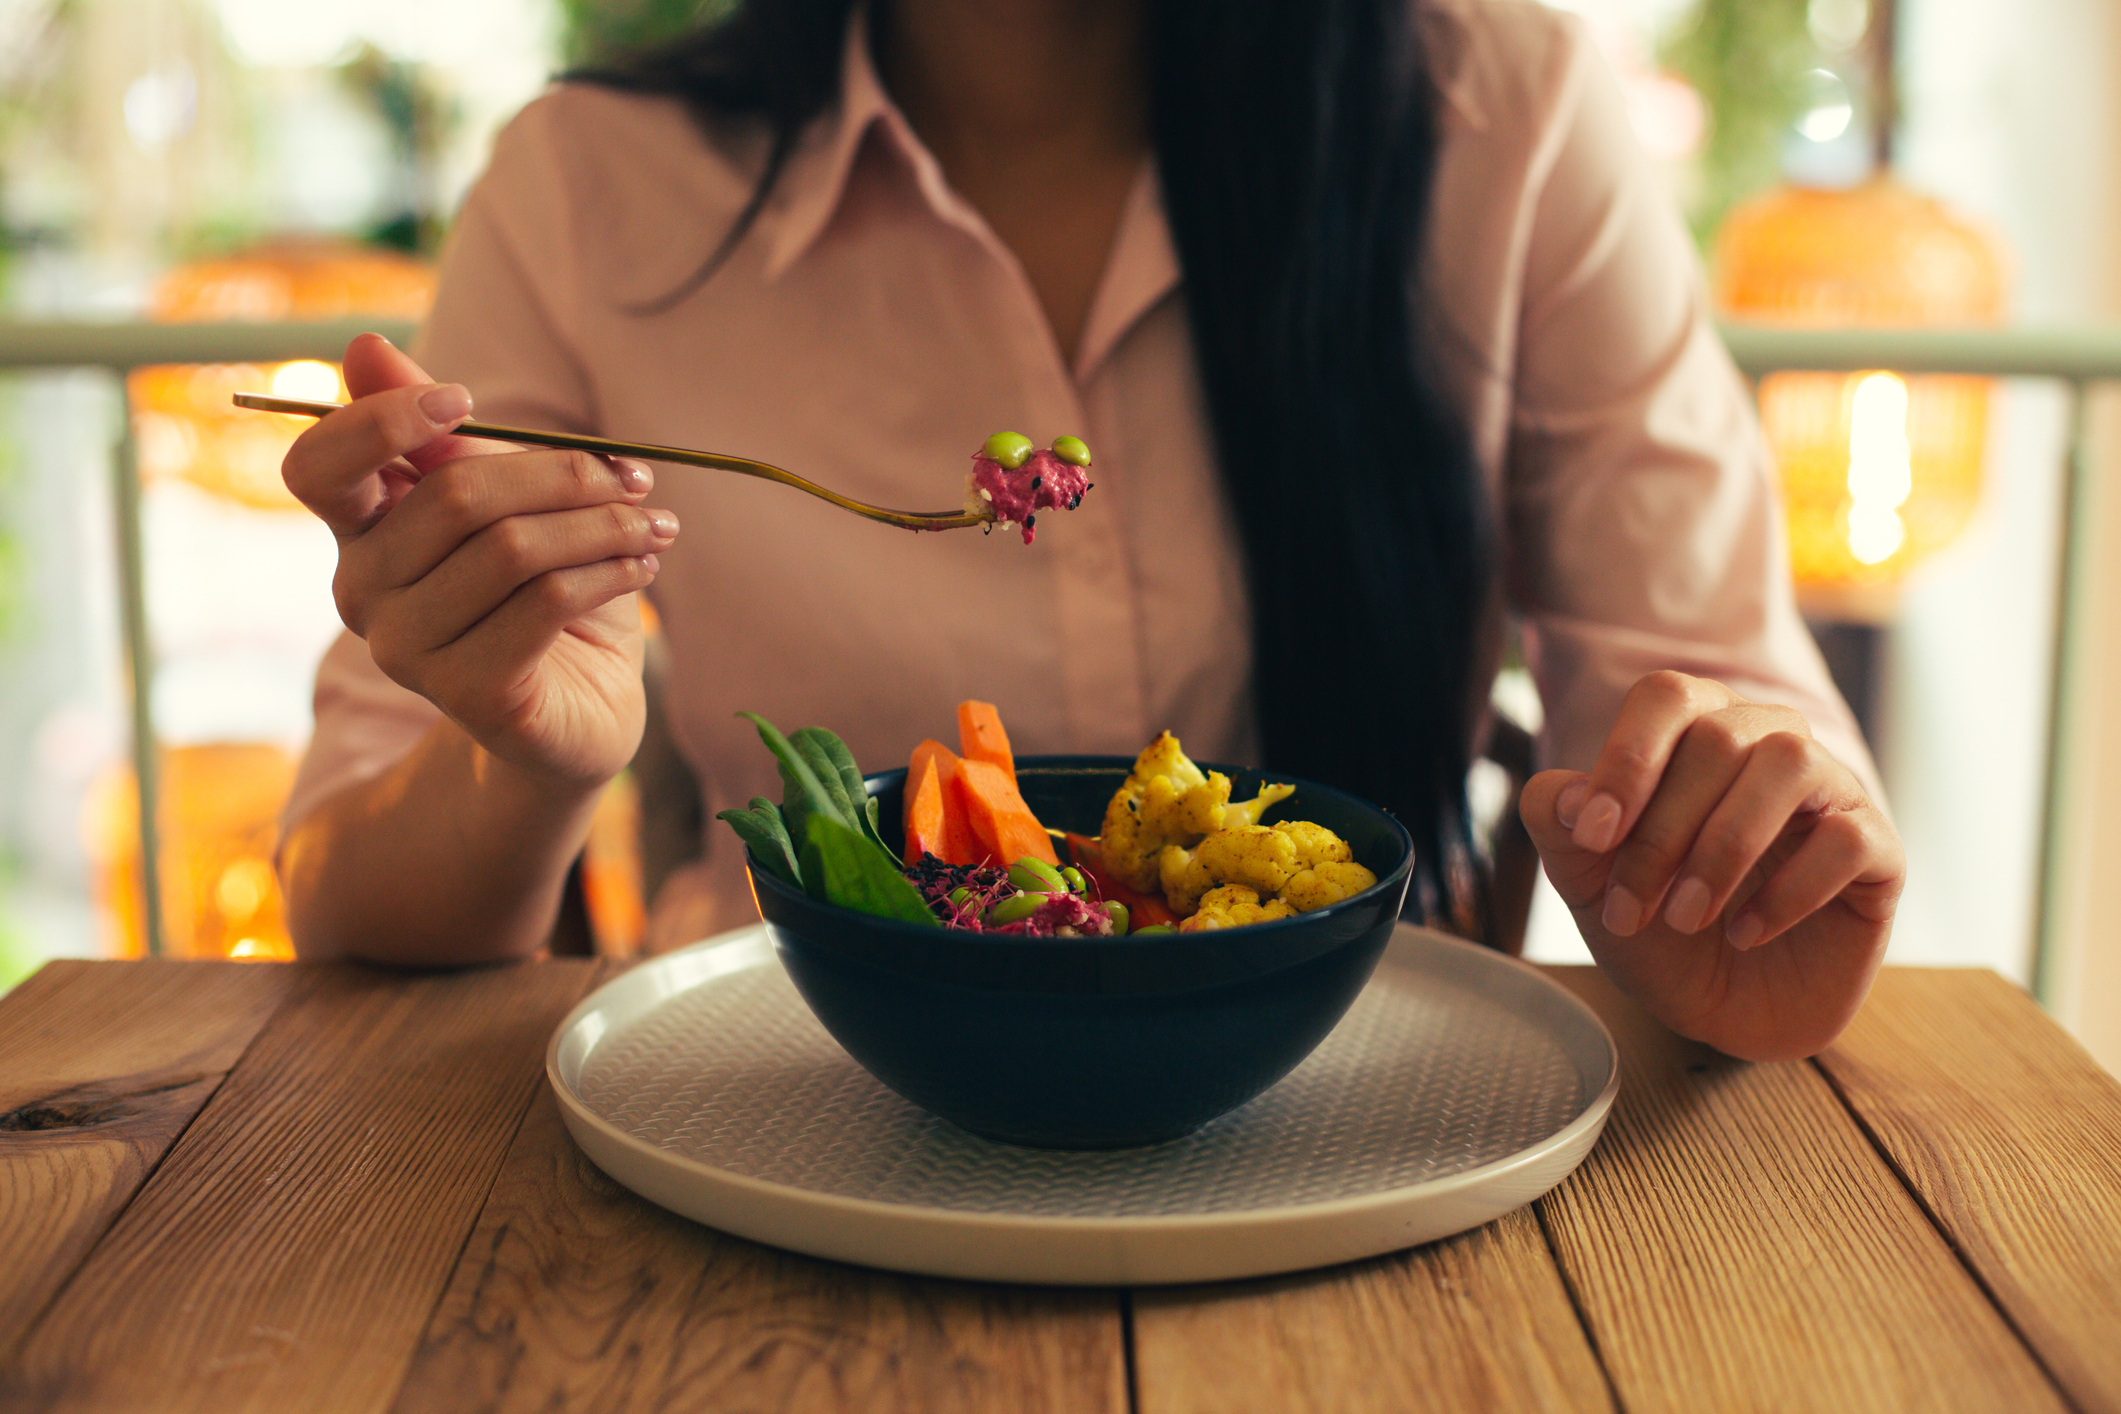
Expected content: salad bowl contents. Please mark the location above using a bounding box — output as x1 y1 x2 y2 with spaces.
719 703 1414 1148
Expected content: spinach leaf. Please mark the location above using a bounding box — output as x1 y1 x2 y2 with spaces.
801 814 938 927
790 728 861 826
726 712 926 922
714 797 800 886
792 725 894 858
738 711 849 855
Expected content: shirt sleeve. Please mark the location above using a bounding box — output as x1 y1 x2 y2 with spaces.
283 95 603 837
281 628 442 834
1501 26 1882 801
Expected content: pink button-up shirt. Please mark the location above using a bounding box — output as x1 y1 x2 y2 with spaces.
287 0 1871 938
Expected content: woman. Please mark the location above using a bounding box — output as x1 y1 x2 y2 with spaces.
276 0 1903 1062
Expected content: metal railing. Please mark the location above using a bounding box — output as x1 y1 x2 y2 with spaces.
4 318 2120 997
0 319 419 957
1721 326 2121 1007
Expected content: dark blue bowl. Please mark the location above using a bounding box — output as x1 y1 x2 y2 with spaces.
747 755 1413 1149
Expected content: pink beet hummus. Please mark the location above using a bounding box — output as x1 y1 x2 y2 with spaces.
964 448 1093 544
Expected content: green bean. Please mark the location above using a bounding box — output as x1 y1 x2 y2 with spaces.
1009 857 1069 895
987 892 1044 925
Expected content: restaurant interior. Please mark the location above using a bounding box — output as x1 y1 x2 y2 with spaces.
0 0 2116 1086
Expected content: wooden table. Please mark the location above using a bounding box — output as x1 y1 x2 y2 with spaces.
3 956 2119 1414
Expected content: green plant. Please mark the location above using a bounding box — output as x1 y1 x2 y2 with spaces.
1660 0 1819 243
336 44 460 254
556 0 732 68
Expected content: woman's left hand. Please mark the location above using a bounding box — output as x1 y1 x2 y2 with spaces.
1518 670 1904 1061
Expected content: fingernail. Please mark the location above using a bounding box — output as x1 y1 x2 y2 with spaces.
1556 778 1590 830
616 459 654 493
641 553 661 575
417 384 472 426
647 509 679 538
1664 877 1713 934
1572 794 1623 853
1601 884 1644 937
1726 912 1764 950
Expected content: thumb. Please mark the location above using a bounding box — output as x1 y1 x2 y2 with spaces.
340 331 500 474
342 330 433 398
1519 769 1610 907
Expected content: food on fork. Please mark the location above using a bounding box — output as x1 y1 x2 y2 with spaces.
965 432 1093 544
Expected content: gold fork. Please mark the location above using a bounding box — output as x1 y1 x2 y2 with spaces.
232 392 987 532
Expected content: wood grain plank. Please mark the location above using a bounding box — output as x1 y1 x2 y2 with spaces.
1534 965 2070 1414
3 958 598 1414
390 1082 1126 1414
0 960 299 1353
1132 1205 1615 1414
1815 968 2121 1414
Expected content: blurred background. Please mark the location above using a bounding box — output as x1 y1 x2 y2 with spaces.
0 0 2116 1072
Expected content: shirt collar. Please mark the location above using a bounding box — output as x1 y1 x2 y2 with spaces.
1074 162 1181 382
764 4 1482 287
759 9 899 281
1420 0 1490 132
758 8 1182 381
761 8 1010 281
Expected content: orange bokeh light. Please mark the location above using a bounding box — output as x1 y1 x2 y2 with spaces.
1716 177 2007 617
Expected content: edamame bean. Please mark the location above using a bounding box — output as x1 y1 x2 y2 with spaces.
1009 857 1069 895
1051 435 1092 467
983 431 1035 469
1131 923 1176 937
987 892 1043 925
1105 901 1131 936
947 886 971 908
1060 866 1087 894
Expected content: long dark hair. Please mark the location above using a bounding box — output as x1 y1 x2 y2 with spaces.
574 0 1494 919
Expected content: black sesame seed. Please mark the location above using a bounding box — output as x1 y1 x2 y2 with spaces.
1030 475 1041 490
1025 514 1036 528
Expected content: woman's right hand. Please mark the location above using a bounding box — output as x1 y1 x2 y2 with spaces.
282 333 678 791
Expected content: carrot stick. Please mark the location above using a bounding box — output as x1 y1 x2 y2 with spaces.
908 739 980 865
902 754 946 865
956 700 1016 785
957 758 1059 867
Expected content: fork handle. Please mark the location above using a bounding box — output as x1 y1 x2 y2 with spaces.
232 392 984 531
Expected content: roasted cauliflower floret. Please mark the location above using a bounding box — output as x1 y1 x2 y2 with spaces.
1099 732 1206 891
1160 824 1301 913
1144 769 1232 840
1099 731 1294 892
1160 819 1374 917
1179 885 1297 932
1219 780 1296 830
1280 860 1380 912
1274 820 1353 869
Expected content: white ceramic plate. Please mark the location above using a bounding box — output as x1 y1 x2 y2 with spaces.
548 921 1618 1286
